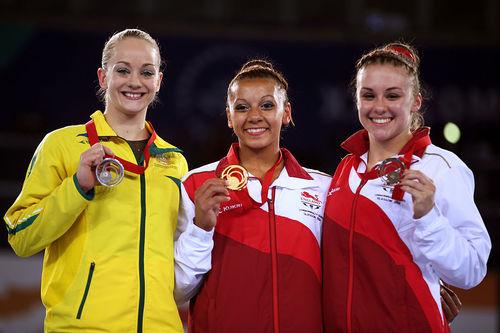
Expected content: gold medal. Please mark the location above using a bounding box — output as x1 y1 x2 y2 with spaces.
221 165 248 190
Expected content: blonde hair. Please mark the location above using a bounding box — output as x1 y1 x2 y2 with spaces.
98 28 162 104
101 28 161 70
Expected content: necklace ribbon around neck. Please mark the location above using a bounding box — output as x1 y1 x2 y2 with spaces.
85 119 156 175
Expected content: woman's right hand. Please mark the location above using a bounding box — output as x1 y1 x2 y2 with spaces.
76 143 114 192
194 178 231 231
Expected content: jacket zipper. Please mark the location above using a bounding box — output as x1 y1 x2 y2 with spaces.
76 262 95 319
133 147 147 333
268 188 280 333
346 179 367 333
137 172 147 333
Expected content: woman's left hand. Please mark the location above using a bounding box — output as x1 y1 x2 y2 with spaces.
440 281 462 323
399 169 436 219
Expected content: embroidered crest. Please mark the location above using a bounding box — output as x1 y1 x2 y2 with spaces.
155 153 170 166
300 191 322 210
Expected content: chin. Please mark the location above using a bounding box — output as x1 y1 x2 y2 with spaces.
240 141 268 150
121 104 149 114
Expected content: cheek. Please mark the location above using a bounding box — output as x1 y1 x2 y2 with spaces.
228 113 242 128
107 78 123 91
401 100 415 115
153 77 162 92
357 102 369 115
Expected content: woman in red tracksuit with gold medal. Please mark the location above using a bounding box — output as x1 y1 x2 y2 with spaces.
174 60 331 333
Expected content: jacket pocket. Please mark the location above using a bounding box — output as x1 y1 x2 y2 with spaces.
76 262 95 319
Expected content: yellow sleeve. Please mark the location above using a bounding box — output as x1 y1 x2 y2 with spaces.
179 154 188 178
4 130 92 257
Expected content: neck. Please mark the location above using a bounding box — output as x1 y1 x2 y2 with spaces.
104 109 149 140
239 145 283 180
367 131 412 170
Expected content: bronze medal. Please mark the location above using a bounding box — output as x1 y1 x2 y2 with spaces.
378 157 406 186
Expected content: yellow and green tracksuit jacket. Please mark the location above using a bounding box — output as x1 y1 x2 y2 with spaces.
4 111 188 333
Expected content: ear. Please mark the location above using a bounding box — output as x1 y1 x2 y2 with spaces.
226 107 233 128
282 102 292 125
412 93 422 113
156 71 164 93
97 68 107 89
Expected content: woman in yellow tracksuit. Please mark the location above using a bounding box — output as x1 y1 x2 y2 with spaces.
4 29 187 332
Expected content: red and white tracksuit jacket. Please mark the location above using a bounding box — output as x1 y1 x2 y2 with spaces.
174 144 331 333
322 128 491 333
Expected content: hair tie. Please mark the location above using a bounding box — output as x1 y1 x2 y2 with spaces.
385 44 416 64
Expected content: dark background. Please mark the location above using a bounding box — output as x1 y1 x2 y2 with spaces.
0 1 498 269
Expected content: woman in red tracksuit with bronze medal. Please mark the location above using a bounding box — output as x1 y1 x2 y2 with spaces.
321 42 491 333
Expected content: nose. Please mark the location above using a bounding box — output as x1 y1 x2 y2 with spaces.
127 71 142 88
247 106 263 122
373 97 387 113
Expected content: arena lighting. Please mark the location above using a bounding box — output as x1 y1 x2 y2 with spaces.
443 122 461 144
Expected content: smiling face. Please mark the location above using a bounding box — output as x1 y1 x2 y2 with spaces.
97 37 163 118
226 77 291 154
356 63 422 149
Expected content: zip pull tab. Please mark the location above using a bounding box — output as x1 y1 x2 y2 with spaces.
357 178 367 192
268 197 274 215
268 187 276 214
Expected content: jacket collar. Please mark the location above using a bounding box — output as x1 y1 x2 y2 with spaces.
340 127 431 160
215 143 318 190
89 110 181 154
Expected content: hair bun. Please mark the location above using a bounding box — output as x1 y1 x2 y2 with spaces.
229 58 289 94
241 59 274 71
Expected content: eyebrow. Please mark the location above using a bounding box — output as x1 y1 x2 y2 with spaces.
115 61 156 67
234 95 276 103
360 87 403 91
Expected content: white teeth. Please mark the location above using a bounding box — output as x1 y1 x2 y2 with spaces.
246 128 266 134
123 92 142 99
372 118 391 124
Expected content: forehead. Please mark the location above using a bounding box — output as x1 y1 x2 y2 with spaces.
357 63 411 87
110 37 159 66
230 78 281 98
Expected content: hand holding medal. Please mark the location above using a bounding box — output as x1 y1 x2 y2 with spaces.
84 119 156 189
398 169 436 219
193 177 231 231
76 143 119 192
377 157 436 219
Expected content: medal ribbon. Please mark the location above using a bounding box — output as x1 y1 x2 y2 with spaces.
85 119 157 174
390 134 430 200
256 151 284 206
355 131 431 201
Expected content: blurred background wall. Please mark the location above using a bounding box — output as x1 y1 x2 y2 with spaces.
0 0 498 332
